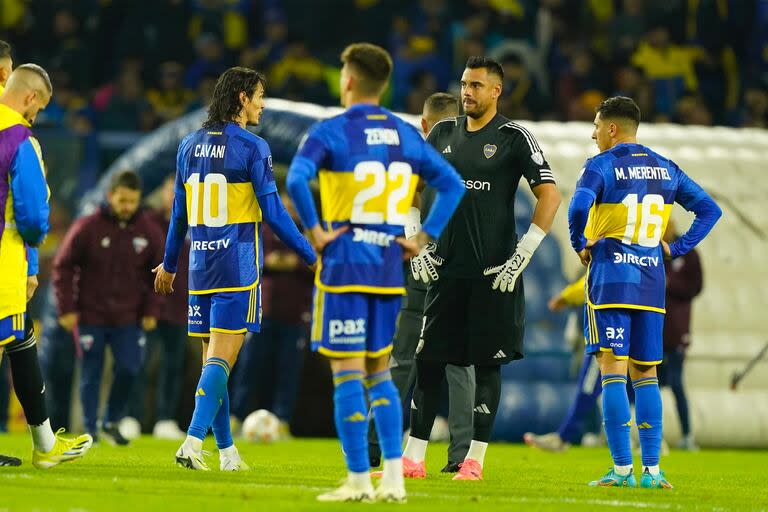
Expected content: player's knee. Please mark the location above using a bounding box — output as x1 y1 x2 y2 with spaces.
365 354 390 375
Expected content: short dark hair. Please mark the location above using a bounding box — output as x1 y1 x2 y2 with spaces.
423 92 459 118
596 96 641 126
0 40 11 60
203 67 266 129
109 170 142 192
466 56 504 81
16 63 53 94
341 43 393 96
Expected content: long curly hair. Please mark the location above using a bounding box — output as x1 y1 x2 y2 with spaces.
203 67 266 129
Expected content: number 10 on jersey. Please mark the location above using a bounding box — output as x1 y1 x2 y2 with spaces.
187 173 228 227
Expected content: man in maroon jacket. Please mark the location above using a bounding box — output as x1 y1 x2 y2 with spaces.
53 170 163 445
659 220 703 451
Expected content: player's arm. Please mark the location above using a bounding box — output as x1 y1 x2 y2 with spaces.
9 137 50 246
52 218 88 332
26 246 38 301
668 170 722 258
154 151 188 294
549 274 586 311
286 126 345 253
568 164 604 266
253 142 316 265
484 132 561 292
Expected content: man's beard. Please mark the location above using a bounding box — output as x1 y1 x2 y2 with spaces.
465 102 487 119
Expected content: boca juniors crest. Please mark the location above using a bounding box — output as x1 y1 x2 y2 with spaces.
483 144 497 159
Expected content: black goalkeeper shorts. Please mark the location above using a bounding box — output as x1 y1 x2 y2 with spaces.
416 276 525 366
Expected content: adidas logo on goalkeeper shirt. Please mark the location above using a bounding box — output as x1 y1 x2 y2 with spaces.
493 350 507 359
474 404 492 414
442 145 451 154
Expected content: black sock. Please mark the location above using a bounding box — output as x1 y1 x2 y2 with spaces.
473 365 501 443
6 319 48 426
409 359 446 440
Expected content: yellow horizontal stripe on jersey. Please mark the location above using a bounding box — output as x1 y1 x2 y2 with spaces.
584 202 672 243
188 332 211 338
317 169 419 223
189 281 258 295
317 346 368 358
588 298 666 314
210 327 247 335
185 182 263 225
629 357 663 366
314 258 406 295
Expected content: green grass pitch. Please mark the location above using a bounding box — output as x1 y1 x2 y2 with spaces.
0 434 765 511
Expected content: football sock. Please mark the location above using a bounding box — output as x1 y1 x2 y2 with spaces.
403 436 428 463
367 370 403 486
633 377 663 468
410 359 445 440
187 357 230 442
211 380 233 450
333 370 369 473
6 326 48 427
465 440 488 466
219 444 239 460
557 353 602 443
30 419 56 454
473 365 501 442
601 374 633 468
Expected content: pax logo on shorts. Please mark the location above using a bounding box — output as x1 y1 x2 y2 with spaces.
329 318 366 342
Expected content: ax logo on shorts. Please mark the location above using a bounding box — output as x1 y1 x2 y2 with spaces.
606 327 625 340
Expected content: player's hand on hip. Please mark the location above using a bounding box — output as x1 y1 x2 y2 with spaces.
141 316 157 332
483 248 532 293
661 240 672 258
410 241 443 283
58 313 78 332
309 224 348 253
152 264 176 295
577 238 600 267
26 275 38 302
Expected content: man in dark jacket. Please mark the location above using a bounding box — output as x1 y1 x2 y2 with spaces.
53 170 163 445
659 220 702 450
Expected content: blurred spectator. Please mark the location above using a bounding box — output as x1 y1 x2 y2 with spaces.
185 34 229 89
738 84 768 128
612 66 653 119
268 40 330 104
674 95 713 126
186 72 218 113
659 220 703 451
47 8 92 92
188 0 249 51
230 194 313 437
147 61 196 123
631 26 702 116
239 9 288 71
557 49 609 120
52 171 163 445
609 0 647 64
98 67 156 132
406 71 438 115
498 53 548 120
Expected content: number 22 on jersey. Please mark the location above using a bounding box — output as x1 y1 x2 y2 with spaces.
350 161 414 225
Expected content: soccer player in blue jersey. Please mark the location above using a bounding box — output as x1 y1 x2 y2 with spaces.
568 96 721 489
153 67 316 471
286 43 465 503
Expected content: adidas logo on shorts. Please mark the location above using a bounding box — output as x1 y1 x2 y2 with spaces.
493 350 507 359
474 403 491 414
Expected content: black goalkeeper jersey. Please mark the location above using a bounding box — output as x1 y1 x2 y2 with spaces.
426 113 555 278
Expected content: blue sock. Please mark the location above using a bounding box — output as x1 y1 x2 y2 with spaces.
211 380 233 450
187 357 230 442
633 377 662 468
333 371 369 473
601 374 632 467
366 370 403 460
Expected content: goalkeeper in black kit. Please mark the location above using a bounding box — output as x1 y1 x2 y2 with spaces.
402 57 561 480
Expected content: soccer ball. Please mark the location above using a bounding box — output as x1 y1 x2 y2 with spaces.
242 409 280 443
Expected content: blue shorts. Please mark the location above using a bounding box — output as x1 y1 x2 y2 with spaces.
584 305 664 365
310 289 401 358
188 287 261 338
0 313 25 346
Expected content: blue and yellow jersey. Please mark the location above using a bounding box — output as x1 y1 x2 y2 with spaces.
571 142 712 312
287 104 463 295
164 122 277 294
0 104 50 318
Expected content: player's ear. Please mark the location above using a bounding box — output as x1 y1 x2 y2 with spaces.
421 118 428 136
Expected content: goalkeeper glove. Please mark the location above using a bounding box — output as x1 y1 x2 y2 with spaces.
411 242 443 283
483 224 546 293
